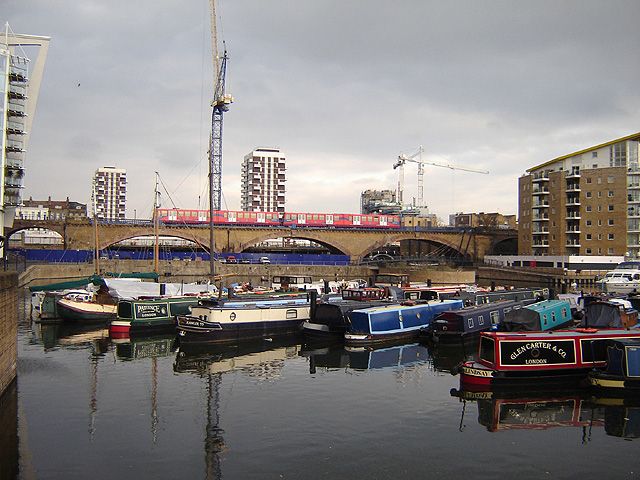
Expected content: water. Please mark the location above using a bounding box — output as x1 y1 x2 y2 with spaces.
5 293 640 480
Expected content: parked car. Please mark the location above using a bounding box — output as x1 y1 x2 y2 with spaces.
239 258 251 264
259 256 271 264
226 256 237 264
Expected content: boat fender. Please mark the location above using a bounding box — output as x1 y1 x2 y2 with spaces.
574 327 598 333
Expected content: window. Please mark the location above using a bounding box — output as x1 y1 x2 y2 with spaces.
586 248 592 254
586 233 592 240
598 233 602 240
608 176 614 184
597 191 602 198
478 315 484 326
609 233 615 240
586 220 592 226
608 219 614 226
597 178 602 184
598 219 603 226
586 191 592 198
608 205 614 211
586 206 592 212
593 152 598 158
543 314 548 326
490 311 500 325
586 178 592 184
597 205 602 212
608 190 614 197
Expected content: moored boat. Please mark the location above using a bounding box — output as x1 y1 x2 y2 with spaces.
459 328 640 390
589 338 640 391
428 298 538 341
344 298 463 346
500 300 574 332
176 294 312 344
110 296 207 338
302 287 396 338
56 296 118 322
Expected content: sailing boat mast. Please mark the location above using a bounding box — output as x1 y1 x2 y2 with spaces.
153 172 160 274
92 183 100 275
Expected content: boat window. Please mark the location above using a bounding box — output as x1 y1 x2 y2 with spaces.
479 337 495 364
543 313 548 325
490 311 500 325
117 302 133 319
635 274 640 280
467 318 474 329
478 315 484 326
503 307 511 314
551 312 557 322
561 308 568 319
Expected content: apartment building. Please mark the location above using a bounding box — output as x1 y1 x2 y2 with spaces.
519 132 640 257
241 147 286 212
92 167 127 220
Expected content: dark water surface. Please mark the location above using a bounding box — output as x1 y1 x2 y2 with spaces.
5 293 640 479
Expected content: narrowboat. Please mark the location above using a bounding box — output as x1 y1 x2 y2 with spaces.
176 294 311 344
500 300 574 332
344 298 463 346
459 328 640 389
110 296 205 338
472 287 549 305
302 287 396 337
588 339 640 391
428 299 537 341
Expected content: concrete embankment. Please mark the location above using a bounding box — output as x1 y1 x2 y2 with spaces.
19 260 476 289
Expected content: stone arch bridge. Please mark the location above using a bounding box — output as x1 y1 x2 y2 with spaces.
7 220 516 263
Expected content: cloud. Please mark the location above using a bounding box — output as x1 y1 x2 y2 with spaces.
5 0 640 222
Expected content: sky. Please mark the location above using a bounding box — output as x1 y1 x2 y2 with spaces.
5 0 640 223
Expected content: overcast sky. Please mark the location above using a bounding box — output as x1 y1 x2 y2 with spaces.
5 0 640 222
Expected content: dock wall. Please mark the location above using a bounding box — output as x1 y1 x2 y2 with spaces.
0 272 18 397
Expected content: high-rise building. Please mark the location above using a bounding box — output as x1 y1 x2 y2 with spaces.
518 132 640 257
360 189 401 215
241 147 286 212
92 167 127 220
0 26 50 249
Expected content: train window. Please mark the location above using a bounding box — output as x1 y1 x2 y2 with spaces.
250 212 257 219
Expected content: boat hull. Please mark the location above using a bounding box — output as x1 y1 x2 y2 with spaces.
57 299 117 322
176 304 310 344
345 299 464 346
589 372 640 391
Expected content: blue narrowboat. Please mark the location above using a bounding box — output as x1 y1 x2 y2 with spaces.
589 339 640 391
344 299 463 345
429 299 537 340
500 300 574 332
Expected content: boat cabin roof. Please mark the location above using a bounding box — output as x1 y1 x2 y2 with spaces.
341 288 386 301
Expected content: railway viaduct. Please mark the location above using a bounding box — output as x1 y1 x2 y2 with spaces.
6 219 516 263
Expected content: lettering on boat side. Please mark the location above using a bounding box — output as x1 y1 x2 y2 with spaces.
463 367 493 378
135 304 168 319
501 340 576 366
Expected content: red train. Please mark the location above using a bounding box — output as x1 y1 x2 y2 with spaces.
156 208 401 229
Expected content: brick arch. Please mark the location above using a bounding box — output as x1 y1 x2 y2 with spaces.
238 231 350 255
5 224 65 243
360 233 467 259
99 230 209 251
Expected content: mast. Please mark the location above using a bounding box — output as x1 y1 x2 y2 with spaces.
92 183 100 275
153 172 160 274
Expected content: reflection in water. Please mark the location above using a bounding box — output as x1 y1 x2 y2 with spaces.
112 334 177 361
0 381 18 480
451 388 640 440
174 336 303 379
300 341 433 375
428 337 479 373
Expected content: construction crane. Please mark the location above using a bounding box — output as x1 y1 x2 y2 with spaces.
208 0 233 277
393 146 489 209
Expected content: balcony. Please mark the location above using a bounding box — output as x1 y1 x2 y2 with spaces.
532 173 550 183
532 188 549 195
532 230 549 235
566 229 581 234
566 184 581 192
565 199 581 206
566 169 581 179
566 242 581 247
532 216 549 221
565 214 581 219
533 202 549 208
532 243 549 247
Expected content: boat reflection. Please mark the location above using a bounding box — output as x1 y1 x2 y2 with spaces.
32 322 109 352
428 337 479 374
300 341 432 373
451 388 640 439
174 335 304 378
111 334 177 361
